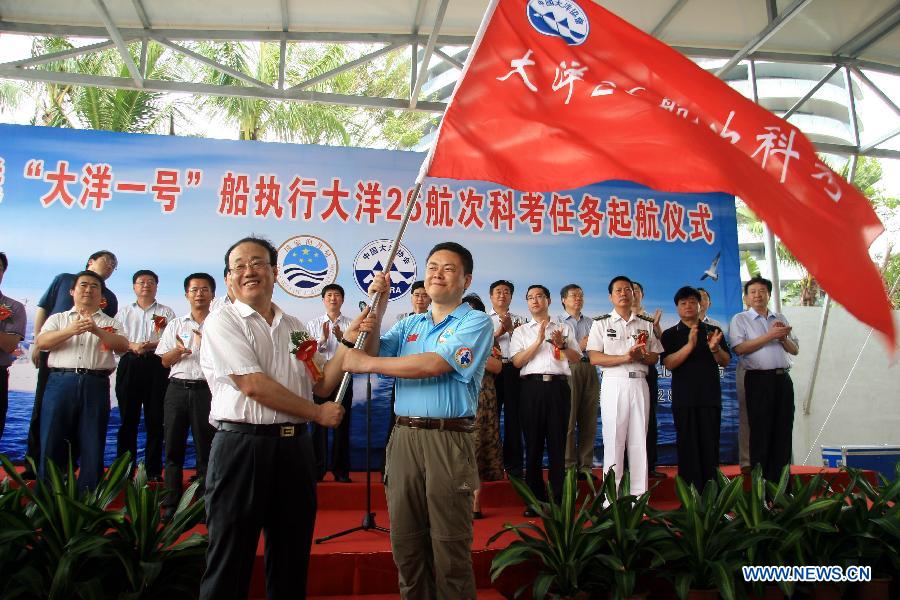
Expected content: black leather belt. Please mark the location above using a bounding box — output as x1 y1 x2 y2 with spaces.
396 416 475 433
750 368 789 375
218 421 307 437
170 377 208 389
522 374 568 382
50 367 112 378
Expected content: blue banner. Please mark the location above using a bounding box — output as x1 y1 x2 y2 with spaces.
0 124 742 468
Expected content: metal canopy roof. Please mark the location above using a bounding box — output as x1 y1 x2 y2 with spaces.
1 0 899 156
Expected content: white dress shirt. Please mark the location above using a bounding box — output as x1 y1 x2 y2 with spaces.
489 309 526 360
509 319 576 377
42 309 124 371
117 300 176 344
155 314 207 380
209 296 232 314
586 311 663 376
200 300 313 425
305 313 352 361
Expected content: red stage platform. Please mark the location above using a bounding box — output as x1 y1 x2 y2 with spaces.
249 464 857 599
4 464 864 599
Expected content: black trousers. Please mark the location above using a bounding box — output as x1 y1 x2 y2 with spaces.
312 383 353 479
200 426 317 600
745 370 794 484
646 365 659 468
24 351 51 470
115 352 169 476
672 403 721 492
519 378 571 503
496 362 524 478
163 379 215 509
0 367 8 442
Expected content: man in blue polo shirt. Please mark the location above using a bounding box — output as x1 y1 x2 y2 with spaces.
342 241 493 600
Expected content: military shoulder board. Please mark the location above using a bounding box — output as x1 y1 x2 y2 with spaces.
593 314 611 321
636 314 655 322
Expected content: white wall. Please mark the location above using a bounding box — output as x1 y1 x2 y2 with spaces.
782 306 900 466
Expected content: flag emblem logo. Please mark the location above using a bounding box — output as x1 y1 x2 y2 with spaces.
527 0 590 46
276 235 338 298
454 347 474 368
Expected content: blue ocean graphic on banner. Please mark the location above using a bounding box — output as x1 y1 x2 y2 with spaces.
0 124 742 470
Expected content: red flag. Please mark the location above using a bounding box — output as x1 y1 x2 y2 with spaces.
425 0 894 349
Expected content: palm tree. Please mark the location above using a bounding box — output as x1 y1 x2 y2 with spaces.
29 37 185 133
0 80 23 114
192 41 351 144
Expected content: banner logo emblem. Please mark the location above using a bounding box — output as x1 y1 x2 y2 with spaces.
527 0 589 46
276 235 338 298
353 239 417 302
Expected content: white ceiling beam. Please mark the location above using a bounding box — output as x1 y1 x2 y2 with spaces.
716 0 815 78
289 42 405 91
650 0 689 38
410 0 449 109
433 47 464 69
850 65 900 118
0 39 118 69
782 64 841 120
833 3 900 58
152 37 270 89
89 0 143 86
0 66 449 112
859 126 900 153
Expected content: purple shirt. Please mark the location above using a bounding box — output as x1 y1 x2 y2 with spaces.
0 291 26 368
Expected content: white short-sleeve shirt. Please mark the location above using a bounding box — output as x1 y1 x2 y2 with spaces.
509 319 576 376
155 314 206 380
586 311 663 376
200 300 314 425
42 309 125 371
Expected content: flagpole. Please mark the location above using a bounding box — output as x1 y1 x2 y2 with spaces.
331 0 501 405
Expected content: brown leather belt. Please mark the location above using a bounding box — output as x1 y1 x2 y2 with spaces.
396 416 475 433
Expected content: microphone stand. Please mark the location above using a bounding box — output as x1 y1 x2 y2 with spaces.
315 372 389 543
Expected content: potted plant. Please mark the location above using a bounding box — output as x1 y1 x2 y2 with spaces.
489 467 615 599
653 472 765 600
835 465 900 600
591 469 669 600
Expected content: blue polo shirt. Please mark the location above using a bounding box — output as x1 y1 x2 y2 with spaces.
381 303 493 418
38 273 119 317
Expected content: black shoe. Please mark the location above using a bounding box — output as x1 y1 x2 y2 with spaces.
523 508 538 518
649 469 668 479
472 510 484 520
333 474 352 483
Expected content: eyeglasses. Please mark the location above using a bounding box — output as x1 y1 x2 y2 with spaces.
188 287 212 294
526 294 547 301
230 259 272 274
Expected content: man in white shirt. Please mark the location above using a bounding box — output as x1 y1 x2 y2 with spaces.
115 269 176 481
209 266 235 313
156 272 217 522
587 276 663 497
198 236 372 600
307 283 354 483
510 284 580 514
34 270 128 490
489 279 526 479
